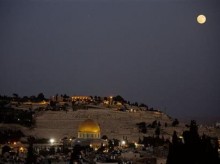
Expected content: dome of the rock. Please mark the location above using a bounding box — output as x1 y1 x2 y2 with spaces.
78 119 100 139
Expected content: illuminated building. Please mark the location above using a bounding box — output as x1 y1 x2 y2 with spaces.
73 119 107 148
71 96 92 101
78 119 101 139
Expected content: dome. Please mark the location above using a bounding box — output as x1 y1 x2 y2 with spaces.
78 119 100 133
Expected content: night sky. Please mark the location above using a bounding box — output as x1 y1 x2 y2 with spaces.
0 0 220 121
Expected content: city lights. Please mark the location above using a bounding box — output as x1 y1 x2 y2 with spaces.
121 140 126 146
49 138 55 144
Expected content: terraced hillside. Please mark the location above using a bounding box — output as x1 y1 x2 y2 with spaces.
2 107 219 143
27 108 177 142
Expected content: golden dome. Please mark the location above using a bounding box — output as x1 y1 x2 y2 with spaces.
78 119 100 133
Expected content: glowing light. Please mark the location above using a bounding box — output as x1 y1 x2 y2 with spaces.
121 140 126 146
19 147 24 152
134 142 138 148
197 15 206 24
49 138 55 144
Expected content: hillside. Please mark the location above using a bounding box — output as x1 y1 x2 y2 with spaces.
23 107 220 143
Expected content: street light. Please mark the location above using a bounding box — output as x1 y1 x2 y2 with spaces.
121 140 126 146
49 138 55 145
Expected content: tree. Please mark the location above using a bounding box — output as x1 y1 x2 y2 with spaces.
151 120 158 128
136 122 147 133
167 120 220 164
113 95 125 103
149 107 154 111
101 135 108 140
134 102 138 106
63 94 69 102
55 94 58 101
139 103 147 107
165 122 168 127
21 96 29 102
37 93 45 101
108 140 114 152
142 126 147 134
138 137 142 144
70 145 82 163
172 118 179 127
30 95 36 102
189 120 198 135
2 145 11 155
158 121 161 127
172 131 179 145
13 93 19 99
26 136 36 164
155 127 160 138
63 94 69 98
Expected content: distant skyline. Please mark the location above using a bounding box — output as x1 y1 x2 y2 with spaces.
0 0 220 122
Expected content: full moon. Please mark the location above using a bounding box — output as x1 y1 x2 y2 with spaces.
197 15 206 24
